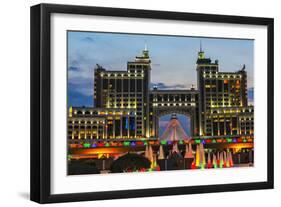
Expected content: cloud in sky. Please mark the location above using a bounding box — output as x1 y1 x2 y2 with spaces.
150 82 188 90
68 82 93 107
68 66 79 71
82 36 94 42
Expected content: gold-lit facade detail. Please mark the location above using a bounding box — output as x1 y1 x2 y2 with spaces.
196 48 252 137
68 108 137 140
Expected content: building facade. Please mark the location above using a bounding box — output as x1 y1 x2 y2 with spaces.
68 107 136 140
93 48 151 138
67 47 254 141
196 48 252 137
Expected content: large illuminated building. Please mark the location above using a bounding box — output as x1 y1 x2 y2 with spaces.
196 47 254 137
67 46 254 142
93 47 151 138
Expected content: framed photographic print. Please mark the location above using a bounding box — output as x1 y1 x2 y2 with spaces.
30 3 274 203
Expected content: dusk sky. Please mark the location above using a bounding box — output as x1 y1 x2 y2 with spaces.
67 31 254 135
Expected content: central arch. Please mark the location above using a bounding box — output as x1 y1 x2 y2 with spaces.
159 113 191 141
152 106 197 138
149 89 199 138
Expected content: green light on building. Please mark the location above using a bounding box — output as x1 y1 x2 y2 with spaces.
227 138 232 143
83 143 91 148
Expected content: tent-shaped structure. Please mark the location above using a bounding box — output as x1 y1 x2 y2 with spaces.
160 114 190 141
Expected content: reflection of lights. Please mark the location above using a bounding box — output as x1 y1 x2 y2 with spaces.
97 143 104 147
83 143 91 148
148 141 154 145
160 140 167 145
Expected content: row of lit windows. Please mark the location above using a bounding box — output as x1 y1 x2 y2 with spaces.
99 73 144 78
202 73 242 79
68 120 144 128
128 69 145 73
208 103 241 108
106 103 139 108
205 94 242 99
109 94 143 98
240 124 254 128
153 94 195 98
207 116 252 121
210 108 253 113
68 125 102 130
198 65 218 70
204 119 253 126
240 117 254 121
240 130 253 135
207 100 241 105
68 135 104 140
128 64 149 69
68 119 105 124
107 98 143 102
153 103 196 107
152 98 194 102
205 92 244 96
69 129 102 134
205 85 241 90
206 123 253 129
206 98 239 103
72 110 133 116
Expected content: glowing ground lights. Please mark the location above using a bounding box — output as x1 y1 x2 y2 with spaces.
69 137 254 149
112 143 236 173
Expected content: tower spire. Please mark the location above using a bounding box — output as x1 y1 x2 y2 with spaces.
135 43 150 62
198 40 205 59
141 42 149 59
144 42 148 51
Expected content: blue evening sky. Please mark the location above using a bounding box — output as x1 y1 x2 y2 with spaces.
67 31 254 135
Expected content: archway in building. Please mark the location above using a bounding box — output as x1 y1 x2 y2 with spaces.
159 113 191 141
151 107 196 138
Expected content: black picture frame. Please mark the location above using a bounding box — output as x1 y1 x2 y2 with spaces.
30 3 274 204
